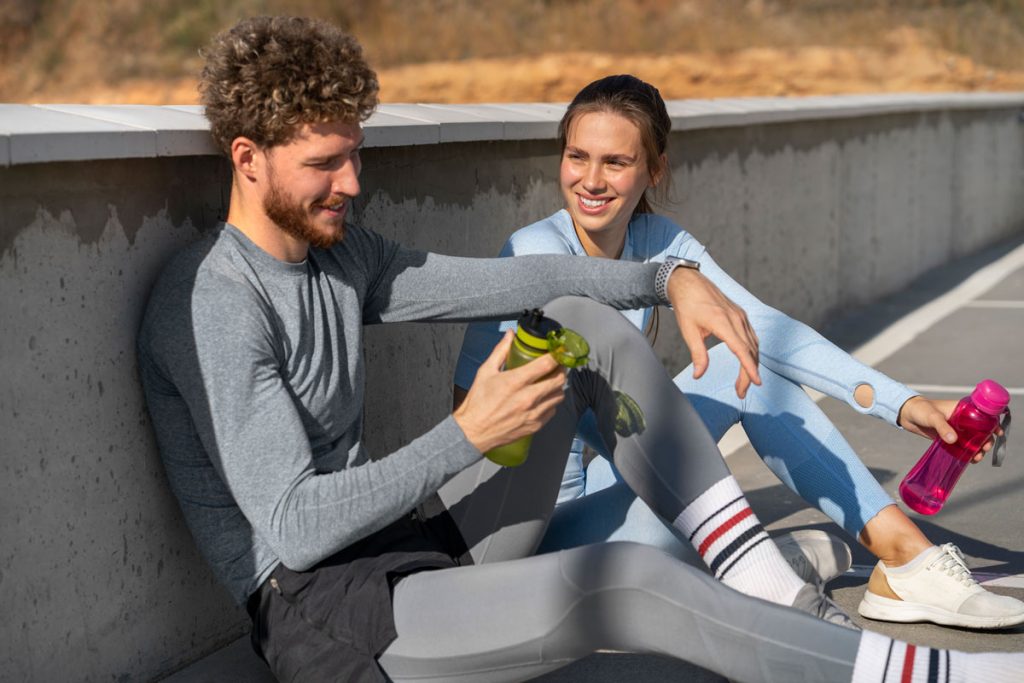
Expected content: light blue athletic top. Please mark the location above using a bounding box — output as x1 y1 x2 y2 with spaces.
454 209 917 426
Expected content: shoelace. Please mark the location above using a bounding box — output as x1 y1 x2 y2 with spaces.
927 543 979 587
817 591 859 629
816 593 845 619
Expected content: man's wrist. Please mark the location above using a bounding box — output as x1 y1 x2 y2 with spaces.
654 257 701 302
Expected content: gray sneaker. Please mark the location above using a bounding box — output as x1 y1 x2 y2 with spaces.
774 529 853 587
791 582 860 630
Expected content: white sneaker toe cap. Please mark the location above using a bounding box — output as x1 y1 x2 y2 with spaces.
959 591 1024 620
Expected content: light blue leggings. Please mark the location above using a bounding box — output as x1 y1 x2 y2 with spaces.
538 343 895 556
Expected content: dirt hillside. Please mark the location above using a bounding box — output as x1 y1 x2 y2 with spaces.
14 26 1024 107
378 28 1024 104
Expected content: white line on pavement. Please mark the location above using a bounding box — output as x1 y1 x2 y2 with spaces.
852 242 1024 367
965 300 1024 308
907 384 1024 396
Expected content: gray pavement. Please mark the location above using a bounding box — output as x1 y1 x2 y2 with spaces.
164 235 1024 681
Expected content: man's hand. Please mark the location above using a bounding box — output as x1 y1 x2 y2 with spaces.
667 267 761 398
898 395 1002 463
453 331 568 453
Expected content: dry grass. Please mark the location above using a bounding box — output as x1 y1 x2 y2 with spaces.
2 0 1024 103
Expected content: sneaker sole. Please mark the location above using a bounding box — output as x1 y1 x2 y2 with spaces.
857 590 1024 629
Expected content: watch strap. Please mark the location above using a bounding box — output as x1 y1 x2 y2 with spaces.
654 256 701 302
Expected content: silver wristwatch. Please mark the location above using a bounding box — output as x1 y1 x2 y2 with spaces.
654 256 701 301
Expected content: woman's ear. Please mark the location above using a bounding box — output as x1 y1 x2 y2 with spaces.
651 153 668 187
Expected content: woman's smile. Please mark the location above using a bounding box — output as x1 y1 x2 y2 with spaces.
560 111 654 257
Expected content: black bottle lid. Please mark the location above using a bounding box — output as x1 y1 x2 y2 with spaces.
516 309 562 350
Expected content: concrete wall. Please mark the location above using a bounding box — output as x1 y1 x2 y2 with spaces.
1 96 1022 681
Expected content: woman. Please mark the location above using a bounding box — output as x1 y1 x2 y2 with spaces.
453 74 1022 629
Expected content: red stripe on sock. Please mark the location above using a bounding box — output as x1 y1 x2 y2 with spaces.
901 644 916 683
698 507 753 557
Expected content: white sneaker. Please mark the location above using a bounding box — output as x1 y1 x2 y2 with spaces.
857 543 1024 629
774 529 853 586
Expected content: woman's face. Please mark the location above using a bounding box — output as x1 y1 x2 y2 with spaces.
560 111 655 253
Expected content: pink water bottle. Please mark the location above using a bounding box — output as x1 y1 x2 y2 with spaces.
899 380 1011 515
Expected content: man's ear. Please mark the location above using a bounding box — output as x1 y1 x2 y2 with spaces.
231 137 260 182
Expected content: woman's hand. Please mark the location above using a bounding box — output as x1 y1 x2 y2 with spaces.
897 395 1003 463
667 267 761 399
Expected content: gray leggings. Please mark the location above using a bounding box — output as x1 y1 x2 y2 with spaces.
378 297 861 682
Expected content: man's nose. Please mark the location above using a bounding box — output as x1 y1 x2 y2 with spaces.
334 161 360 197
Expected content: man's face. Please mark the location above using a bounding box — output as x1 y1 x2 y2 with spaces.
261 120 363 249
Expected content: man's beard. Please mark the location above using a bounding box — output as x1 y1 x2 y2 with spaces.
263 175 347 250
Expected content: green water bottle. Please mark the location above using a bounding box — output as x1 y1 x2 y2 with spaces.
484 309 590 467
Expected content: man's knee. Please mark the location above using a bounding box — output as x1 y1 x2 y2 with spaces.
543 296 646 352
557 541 682 593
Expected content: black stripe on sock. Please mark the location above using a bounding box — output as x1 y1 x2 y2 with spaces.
928 648 938 683
687 494 745 542
713 529 768 577
944 649 950 683
882 640 894 683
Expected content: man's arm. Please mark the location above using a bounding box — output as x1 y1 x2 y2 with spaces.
142 275 482 573
350 226 664 325
354 226 762 389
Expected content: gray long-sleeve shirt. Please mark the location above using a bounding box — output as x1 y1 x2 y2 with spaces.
137 223 665 603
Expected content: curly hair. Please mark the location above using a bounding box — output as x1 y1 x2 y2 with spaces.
199 16 379 156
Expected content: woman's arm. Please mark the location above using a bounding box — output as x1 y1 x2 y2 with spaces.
693 252 917 426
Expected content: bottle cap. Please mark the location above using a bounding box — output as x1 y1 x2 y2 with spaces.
515 309 562 352
971 379 1011 415
513 309 590 368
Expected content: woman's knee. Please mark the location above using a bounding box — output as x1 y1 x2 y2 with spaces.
676 349 800 406
674 344 742 394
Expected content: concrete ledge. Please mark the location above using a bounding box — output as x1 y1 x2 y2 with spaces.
0 103 173 165
38 104 219 157
2 93 1022 165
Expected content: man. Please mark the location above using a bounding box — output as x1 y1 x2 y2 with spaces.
137 16 1019 683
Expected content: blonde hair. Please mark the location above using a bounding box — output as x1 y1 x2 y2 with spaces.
199 16 379 156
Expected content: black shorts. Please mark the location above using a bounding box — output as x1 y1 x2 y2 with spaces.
246 509 467 682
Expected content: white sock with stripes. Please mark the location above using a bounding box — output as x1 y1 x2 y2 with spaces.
853 630 1023 683
673 476 805 605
